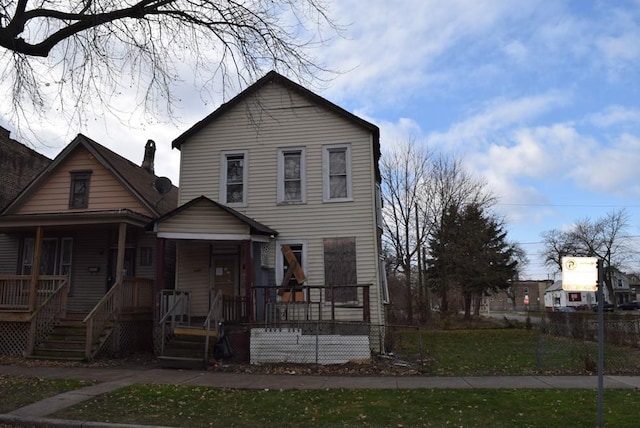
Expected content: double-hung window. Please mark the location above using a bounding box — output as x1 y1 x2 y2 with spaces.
221 151 248 206
277 147 306 203
323 144 352 202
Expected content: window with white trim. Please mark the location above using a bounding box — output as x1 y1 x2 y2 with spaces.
323 144 352 202
220 151 248 206
277 147 306 203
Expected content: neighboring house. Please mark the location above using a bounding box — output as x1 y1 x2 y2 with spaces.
544 271 634 311
0 126 51 211
0 135 177 359
611 270 635 305
151 71 386 365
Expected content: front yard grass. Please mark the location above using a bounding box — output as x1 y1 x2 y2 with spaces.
0 375 95 413
390 328 640 375
53 384 640 427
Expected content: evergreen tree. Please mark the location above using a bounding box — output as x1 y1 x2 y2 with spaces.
427 203 519 318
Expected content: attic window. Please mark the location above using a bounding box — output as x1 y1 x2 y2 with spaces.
69 171 92 208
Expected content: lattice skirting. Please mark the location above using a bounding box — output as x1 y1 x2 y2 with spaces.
97 320 154 358
0 322 29 356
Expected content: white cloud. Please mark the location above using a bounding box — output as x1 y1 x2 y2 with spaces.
587 105 640 128
426 92 570 152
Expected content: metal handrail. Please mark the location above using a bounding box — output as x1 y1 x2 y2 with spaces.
159 292 189 325
203 290 223 365
159 291 190 356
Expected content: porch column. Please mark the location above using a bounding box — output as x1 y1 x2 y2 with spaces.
155 237 166 321
29 226 43 311
115 223 127 285
243 240 253 320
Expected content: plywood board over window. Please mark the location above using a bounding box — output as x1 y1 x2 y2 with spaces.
324 237 357 303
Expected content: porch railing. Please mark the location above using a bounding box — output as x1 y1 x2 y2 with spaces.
248 284 372 325
26 279 69 355
83 277 154 360
0 275 67 311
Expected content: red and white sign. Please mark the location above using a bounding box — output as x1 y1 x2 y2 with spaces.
524 295 530 305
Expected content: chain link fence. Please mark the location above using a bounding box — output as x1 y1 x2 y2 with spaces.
536 312 640 375
221 314 640 375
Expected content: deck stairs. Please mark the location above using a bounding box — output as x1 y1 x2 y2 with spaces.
27 312 112 361
158 324 217 369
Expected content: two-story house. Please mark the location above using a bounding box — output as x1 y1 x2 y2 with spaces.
152 71 387 365
0 134 177 360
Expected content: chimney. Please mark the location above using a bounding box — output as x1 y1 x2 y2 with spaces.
141 139 156 174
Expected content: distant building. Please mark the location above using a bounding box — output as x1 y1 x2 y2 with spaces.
487 280 552 312
0 126 51 210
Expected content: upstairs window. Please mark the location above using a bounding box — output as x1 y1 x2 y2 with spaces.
221 151 248 206
323 144 352 202
277 148 306 203
69 171 91 208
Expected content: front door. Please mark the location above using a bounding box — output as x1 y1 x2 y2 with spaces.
107 248 136 290
212 255 238 299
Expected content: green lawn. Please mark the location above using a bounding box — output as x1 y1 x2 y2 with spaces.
53 385 640 427
390 328 640 375
0 375 95 413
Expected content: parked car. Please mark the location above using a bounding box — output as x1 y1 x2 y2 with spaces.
555 306 576 313
591 303 615 312
617 301 640 310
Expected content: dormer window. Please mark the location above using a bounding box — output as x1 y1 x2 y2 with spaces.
69 171 91 208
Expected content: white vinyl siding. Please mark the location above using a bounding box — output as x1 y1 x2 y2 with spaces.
177 81 384 326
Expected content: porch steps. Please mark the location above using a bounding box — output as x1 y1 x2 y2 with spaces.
158 326 216 370
28 317 112 361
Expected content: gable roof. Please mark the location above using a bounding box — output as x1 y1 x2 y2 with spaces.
171 70 382 181
151 195 278 236
2 134 178 217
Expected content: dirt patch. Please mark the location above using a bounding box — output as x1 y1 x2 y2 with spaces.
0 353 427 376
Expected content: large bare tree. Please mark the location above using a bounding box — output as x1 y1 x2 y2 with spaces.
541 209 633 306
380 139 432 324
0 1 336 131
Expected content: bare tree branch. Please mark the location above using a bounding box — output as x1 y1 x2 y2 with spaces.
0 0 339 138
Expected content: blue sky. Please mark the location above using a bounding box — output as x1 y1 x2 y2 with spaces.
3 0 640 279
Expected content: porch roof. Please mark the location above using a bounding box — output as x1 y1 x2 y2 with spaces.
0 209 153 230
150 196 278 239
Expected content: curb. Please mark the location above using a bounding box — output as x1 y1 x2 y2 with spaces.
0 414 171 428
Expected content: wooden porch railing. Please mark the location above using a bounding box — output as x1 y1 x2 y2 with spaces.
0 275 67 311
26 279 69 355
248 283 372 325
83 277 154 360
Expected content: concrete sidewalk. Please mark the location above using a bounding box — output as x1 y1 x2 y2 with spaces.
2 364 640 427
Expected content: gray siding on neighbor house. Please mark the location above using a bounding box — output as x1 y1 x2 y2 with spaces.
177 81 383 325
68 229 110 312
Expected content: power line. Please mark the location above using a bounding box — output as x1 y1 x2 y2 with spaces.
497 203 640 208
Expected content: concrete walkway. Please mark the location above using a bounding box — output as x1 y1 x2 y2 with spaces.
2 364 640 427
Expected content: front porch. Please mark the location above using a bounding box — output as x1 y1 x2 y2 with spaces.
157 283 374 366
0 276 154 359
